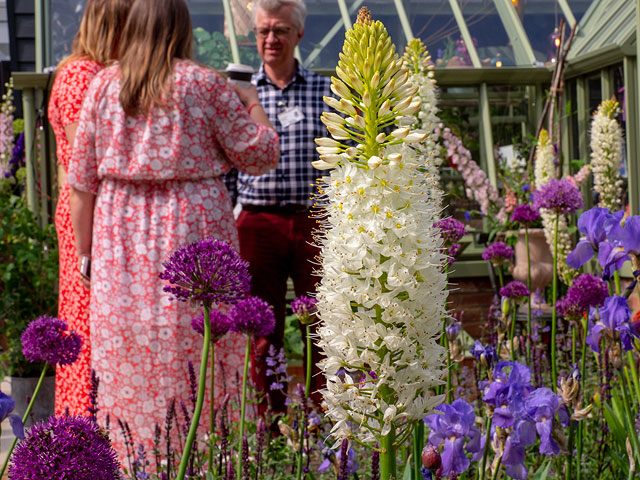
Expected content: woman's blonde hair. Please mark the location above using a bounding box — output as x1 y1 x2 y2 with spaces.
57 0 131 70
118 0 193 116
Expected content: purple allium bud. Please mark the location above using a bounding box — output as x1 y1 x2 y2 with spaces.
500 281 530 300
21 315 82 367
160 237 250 307
435 218 467 246
532 178 583 214
191 310 233 343
422 444 441 470
8 415 120 479
229 296 276 337
481 241 514 265
291 295 318 325
510 204 540 225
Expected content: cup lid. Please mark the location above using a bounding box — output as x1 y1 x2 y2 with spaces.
226 63 255 73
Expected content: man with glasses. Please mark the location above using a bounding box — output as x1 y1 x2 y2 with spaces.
225 0 331 416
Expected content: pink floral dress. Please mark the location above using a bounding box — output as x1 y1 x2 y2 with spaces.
67 60 279 459
48 58 102 416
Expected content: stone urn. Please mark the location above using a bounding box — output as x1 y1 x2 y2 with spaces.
511 228 553 310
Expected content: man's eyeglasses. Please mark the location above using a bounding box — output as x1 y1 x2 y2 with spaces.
253 26 293 38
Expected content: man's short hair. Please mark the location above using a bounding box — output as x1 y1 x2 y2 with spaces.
251 0 307 31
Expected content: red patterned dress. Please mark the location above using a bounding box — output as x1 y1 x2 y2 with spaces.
67 60 279 459
49 58 103 416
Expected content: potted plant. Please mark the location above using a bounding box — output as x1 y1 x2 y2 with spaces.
0 85 59 423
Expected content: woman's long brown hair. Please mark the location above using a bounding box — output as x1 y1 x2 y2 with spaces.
57 0 131 69
118 0 193 116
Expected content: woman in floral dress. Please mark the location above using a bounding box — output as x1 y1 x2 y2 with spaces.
68 0 278 458
48 0 131 416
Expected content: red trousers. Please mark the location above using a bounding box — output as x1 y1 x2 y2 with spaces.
237 208 324 413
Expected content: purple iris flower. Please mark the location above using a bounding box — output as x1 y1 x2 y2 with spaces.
619 215 640 256
523 387 563 455
586 295 636 352
0 391 24 440
424 399 481 475
318 443 359 475
470 340 498 368
445 321 462 341
597 241 629 280
482 362 533 428
566 207 612 269
501 420 536 480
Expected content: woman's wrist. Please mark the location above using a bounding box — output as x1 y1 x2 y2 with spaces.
247 103 259 115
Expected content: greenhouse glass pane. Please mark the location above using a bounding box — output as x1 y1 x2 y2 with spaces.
300 0 351 70
50 0 84 66
459 0 515 67
405 0 466 69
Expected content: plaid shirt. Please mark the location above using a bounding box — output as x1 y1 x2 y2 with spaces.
225 63 332 207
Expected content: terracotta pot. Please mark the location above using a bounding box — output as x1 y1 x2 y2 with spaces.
512 228 553 308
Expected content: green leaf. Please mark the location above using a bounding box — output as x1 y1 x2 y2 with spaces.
402 456 412 480
530 459 551 480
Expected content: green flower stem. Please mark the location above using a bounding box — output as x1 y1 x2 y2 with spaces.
379 426 396 480
576 316 588 480
566 414 575 480
496 267 504 290
176 306 211 480
491 454 503 480
438 321 447 397
627 350 640 402
614 271 622 296
305 324 312 399
208 342 215 472
413 421 424 480
551 213 559 393
0 362 49 479
237 336 251 480
525 226 532 364
618 366 640 464
480 416 493 480
509 307 516 361
445 333 452 403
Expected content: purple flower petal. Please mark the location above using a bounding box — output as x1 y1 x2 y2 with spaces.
566 240 595 269
9 413 24 440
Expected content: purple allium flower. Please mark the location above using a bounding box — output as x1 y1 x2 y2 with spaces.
229 296 276 337
8 415 120 479
470 340 498 368
424 399 482 475
291 295 318 325
160 237 250 307
510 204 540 225
0 390 23 439
532 178 583 214
21 316 82 367
191 309 233 343
500 281 530 300
586 295 636 352
435 218 467 246
556 273 609 321
481 241 514 265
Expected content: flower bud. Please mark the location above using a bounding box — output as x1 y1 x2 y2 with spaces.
404 131 428 143
331 77 351 98
501 297 510 316
421 445 441 470
375 132 386 143
379 99 391 117
391 127 409 138
340 99 357 116
315 137 340 148
317 146 341 155
312 160 336 170
368 156 382 169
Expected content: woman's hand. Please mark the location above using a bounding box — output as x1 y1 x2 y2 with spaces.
228 83 260 107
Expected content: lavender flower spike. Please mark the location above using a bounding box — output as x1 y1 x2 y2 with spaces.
191 310 233 343
160 237 250 307
8 415 120 479
21 315 82 367
533 178 583 214
229 296 276 337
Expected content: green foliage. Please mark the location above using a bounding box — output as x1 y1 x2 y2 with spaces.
0 192 58 378
193 27 260 70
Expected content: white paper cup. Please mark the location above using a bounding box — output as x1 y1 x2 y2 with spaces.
226 63 254 89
